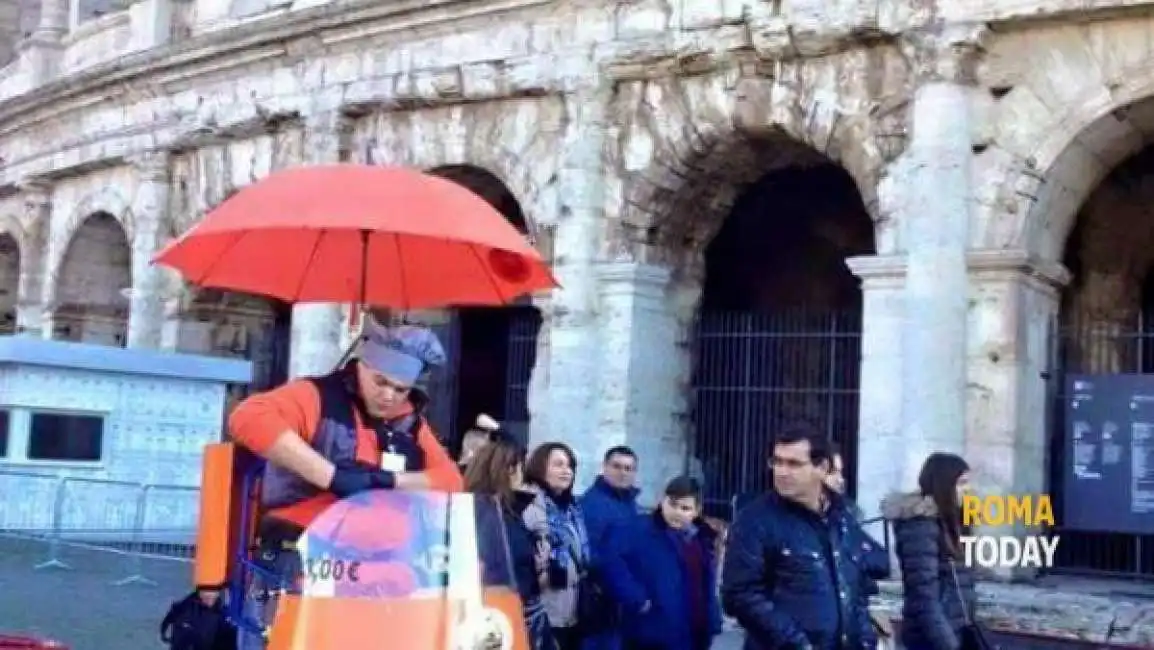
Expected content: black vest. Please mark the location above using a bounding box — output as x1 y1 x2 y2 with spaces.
261 367 427 510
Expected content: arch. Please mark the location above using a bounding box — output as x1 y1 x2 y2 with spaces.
414 163 542 452
688 157 876 508
1009 91 1154 261
990 62 1154 261
605 75 883 508
608 73 890 274
623 130 844 268
427 164 532 235
1042 141 1154 576
50 211 132 345
0 213 26 254
997 47 1154 573
61 186 135 246
352 96 566 241
158 194 291 392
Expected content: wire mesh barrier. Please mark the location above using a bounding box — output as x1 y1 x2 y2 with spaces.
0 470 197 586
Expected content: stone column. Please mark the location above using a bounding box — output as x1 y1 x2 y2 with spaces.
845 255 906 522
126 151 172 349
592 262 681 502
288 112 348 378
527 87 606 465
966 250 1070 541
23 0 68 83
15 182 51 336
895 24 986 485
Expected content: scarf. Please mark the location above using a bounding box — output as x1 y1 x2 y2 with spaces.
542 489 591 574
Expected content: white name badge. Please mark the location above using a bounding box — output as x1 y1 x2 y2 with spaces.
381 452 407 473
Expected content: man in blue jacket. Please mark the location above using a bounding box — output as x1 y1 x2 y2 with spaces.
721 423 880 650
579 446 641 649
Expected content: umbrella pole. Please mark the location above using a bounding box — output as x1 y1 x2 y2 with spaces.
331 230 373 374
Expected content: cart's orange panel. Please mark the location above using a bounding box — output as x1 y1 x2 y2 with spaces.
266 588 528 650
193 443 240 587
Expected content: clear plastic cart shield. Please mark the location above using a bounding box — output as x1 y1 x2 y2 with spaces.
265 490 528 650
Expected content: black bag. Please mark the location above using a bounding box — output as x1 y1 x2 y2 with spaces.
948 560 996 650
160 591 238 650
576 575 613 633
558 533 611 633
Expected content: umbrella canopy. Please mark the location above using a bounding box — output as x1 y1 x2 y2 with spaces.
152 164 557 309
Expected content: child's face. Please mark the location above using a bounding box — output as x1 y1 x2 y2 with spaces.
660 496 699 529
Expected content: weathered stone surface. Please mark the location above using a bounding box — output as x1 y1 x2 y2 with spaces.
871 578 1154 646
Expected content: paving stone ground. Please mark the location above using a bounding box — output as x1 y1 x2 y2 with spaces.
2 534 1152 650
0 535 188 650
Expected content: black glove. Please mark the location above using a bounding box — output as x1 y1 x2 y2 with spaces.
328 464 396 498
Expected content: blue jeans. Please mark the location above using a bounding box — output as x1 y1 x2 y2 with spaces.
582 630 622 650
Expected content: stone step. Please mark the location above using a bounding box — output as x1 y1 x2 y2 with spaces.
720 579 1154 646
869 579 1154 646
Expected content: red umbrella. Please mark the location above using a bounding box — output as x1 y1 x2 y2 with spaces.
151 164 557 310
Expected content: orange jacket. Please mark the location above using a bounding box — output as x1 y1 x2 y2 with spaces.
228 379 463 529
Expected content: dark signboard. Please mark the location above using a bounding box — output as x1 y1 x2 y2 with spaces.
1063 374 1154 535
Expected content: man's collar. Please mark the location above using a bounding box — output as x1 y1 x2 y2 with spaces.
773 486 844 517
594 475 639 501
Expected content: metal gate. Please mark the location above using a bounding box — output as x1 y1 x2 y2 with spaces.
500 307 542 448
690 309 863 518
422 317 462 447
1047 309 1154 577
422 307 541 453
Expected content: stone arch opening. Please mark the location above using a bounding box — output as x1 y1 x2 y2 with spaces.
646 133 876 515
405 164 543 452
160 187 292 407
0 233 18 334
172 288 292 393
1051 142 1154 577
51 211 132 346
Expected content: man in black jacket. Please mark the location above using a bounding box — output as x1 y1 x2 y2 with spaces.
720 423 881 650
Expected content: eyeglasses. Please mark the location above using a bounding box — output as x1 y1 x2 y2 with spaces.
608 462 636 472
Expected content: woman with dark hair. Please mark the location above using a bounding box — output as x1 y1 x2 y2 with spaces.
600 475 722 650
881 452 978 650
522 442 592 650
465 434 557 650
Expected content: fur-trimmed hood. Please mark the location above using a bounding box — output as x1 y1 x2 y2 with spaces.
879 491 940 520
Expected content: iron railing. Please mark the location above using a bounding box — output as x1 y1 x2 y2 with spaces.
502 307 541 449
691 309 862 518
0 470 197 585
417 306 540 453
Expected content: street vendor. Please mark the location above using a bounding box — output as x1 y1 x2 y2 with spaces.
228 317 464 538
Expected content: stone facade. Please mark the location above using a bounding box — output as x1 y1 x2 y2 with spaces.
3 0 1154 632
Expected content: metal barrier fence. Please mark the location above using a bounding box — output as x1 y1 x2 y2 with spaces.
0 469 197 586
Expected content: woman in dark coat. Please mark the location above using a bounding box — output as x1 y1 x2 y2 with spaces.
466 434 557 650
600 476 723 650
881 452 978 650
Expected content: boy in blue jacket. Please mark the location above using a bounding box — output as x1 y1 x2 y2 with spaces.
600 476 723 650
